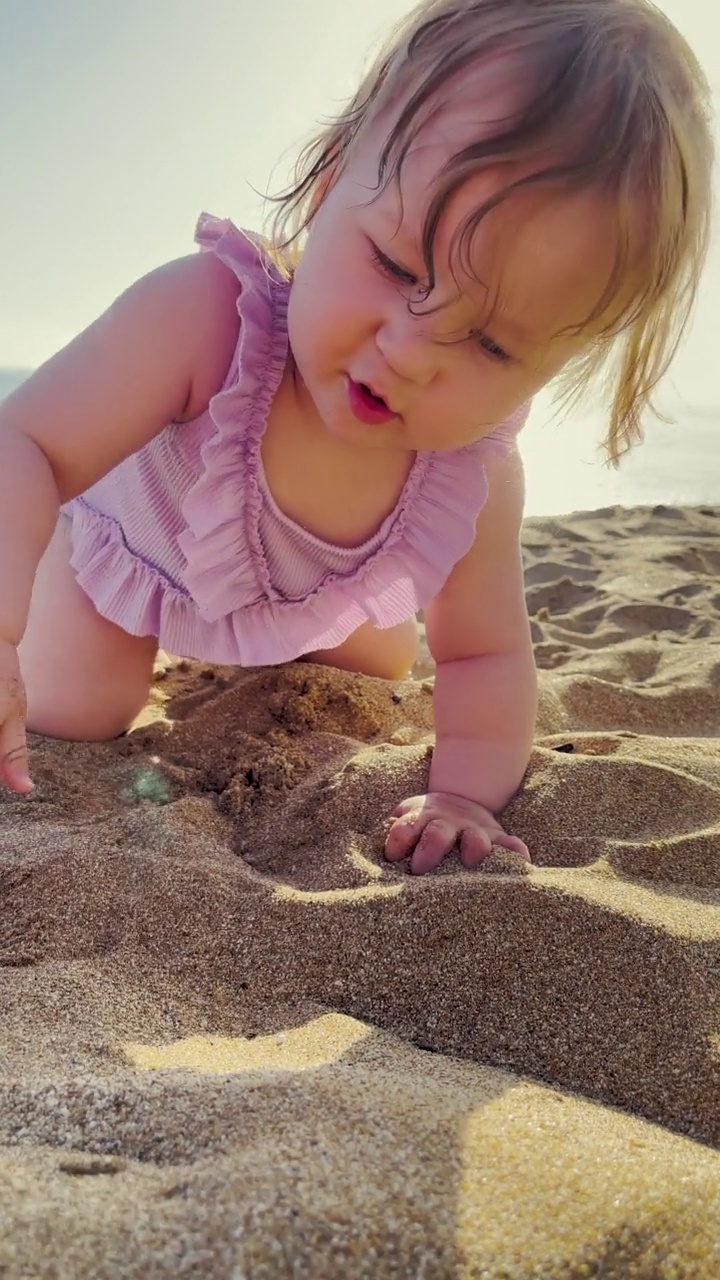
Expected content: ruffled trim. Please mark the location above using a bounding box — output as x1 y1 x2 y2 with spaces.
64 441 487 667
65 497 361 665
177 213 291 623
63 498 374 666
291 403 531 643
65 418 525 667
229 431 488 658
66 499 188 642
221 405 528 659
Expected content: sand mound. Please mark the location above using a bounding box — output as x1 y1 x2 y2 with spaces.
2 504 719 1278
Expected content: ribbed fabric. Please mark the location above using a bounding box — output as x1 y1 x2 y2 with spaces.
62 214 529 666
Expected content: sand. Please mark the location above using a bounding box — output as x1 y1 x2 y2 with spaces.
1 502 720 1278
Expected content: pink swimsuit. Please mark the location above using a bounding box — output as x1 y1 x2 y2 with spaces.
62 214 528 666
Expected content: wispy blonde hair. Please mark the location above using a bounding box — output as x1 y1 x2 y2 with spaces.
264 0 713 463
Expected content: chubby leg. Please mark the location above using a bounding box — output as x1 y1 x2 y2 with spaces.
19 514 158 740
301 616 419 681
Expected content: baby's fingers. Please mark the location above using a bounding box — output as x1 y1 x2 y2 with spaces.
460 831 531 868
409 819 459 876
493 833 531 861
458 827 494 869
384 810 424 862
0 713 32 793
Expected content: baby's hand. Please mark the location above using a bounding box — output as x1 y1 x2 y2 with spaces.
384 791 530 876
0 641 32 793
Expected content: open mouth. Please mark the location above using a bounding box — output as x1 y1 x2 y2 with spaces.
360 383 387 408
346 377 397 425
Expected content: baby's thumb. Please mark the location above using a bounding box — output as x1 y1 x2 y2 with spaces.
0 716 33 792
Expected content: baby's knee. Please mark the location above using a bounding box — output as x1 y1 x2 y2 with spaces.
373 617 419 679
26 679 151 742
303 616 419 681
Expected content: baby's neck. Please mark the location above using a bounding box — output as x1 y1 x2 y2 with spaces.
260 353 417 549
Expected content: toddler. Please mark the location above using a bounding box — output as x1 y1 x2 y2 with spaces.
0 0 712 873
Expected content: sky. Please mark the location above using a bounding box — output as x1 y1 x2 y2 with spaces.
1 0 719 512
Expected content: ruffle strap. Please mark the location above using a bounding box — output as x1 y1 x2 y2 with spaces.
177 214 291 622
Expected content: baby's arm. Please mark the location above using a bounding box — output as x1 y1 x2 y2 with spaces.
0 250 241 646
0 249 241 790
385 447 536 874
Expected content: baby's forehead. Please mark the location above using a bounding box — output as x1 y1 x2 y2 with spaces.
373 125 618 259
380 99 511 193
375 149 556 270
374 62 521 183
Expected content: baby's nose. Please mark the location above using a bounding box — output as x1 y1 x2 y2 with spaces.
375 317 438 388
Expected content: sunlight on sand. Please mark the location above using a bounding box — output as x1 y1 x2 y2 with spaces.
273 881 404 904
124 1013 371 1074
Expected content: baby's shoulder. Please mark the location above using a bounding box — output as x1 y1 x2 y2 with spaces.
175 216 290 427
168 251 243 424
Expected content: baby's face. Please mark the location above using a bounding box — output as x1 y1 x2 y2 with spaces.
287 109 629 455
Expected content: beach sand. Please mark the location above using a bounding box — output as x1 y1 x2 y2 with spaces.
1 503 720 1278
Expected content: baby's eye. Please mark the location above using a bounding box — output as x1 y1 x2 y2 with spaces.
469 329 511 364
369 240 418 288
